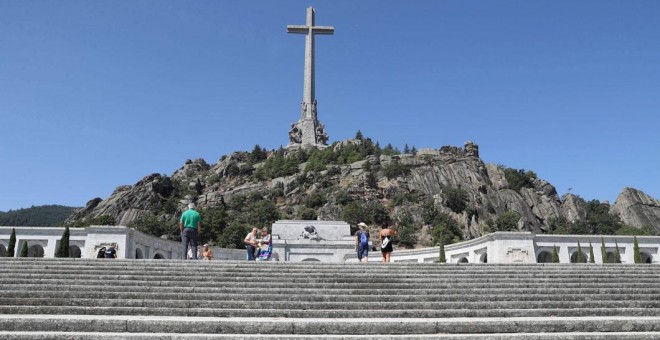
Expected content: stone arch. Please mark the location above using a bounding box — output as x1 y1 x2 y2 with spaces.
641 252 653 264
478 253 487 263
536 251 553 263
68 245 82 258
153 253 165 259
570 251 587 263
28 244 45 258
135 248 144 259
0 244 5 257
458 257 469 264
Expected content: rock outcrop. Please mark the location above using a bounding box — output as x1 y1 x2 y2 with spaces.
65 140 659 240
611 188 660 233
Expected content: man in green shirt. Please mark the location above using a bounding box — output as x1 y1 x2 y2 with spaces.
179 203 201 260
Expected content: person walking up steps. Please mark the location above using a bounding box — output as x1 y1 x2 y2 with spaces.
179 203 201 260
379 222 397 263
355 222 370 263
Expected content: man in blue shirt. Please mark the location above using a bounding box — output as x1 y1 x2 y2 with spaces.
179 203 202 260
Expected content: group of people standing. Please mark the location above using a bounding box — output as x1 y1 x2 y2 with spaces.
355 221 397 263
244 227 272 261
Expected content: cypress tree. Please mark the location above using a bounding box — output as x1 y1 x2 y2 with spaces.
588 242 595 263
20 240 28 257
614 241 621 263
6 228 16 257
601 237 607 264
633 236 641 264
57 226 70 258
576 241 585 263
439 241 446 263
551 245 559 263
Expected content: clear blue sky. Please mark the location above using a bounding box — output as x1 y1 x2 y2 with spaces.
1 1 659 211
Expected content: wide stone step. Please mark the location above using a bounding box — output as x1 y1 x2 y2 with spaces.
3 270 659 283
3 290 656 302
1 278 655 291
2 296 659 310
2 305 660 318
2 315 660 335
3 331 660 339
6 283 660 296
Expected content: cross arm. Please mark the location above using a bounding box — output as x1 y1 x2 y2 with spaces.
312 26 334 35
287 25 308 34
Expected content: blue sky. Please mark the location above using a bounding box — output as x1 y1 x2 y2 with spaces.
1 1 659 211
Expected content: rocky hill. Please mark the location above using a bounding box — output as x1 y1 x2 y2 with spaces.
64 139 660 247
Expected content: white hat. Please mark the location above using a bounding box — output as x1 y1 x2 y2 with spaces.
357 222 367 228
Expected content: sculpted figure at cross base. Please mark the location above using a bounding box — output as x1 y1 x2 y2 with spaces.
316 123 328 145
289 123 302 144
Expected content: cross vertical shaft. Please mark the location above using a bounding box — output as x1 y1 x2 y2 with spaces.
286 7 333 149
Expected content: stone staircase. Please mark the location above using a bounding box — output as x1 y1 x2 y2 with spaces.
1 258 660 339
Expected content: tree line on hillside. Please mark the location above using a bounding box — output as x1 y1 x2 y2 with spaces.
0 205 77 227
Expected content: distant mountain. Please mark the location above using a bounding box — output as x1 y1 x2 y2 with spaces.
0 205 78 227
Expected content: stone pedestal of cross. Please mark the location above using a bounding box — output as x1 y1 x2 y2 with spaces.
286 7 333 149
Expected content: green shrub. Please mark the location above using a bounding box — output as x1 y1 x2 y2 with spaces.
486 211 520 232
576 241 585 263
56 226 70 258
614 241 621 263
589 242 595 263
502 167 537 192
444 186 468 214
430 213 462 246
305 192 327 209
6 228 16 257
297 207 318 220
552 245 559 263
395 212 418 248
20 240 28 257
439 240 446 263
381 162 411 179
601 237 607 263
634 236 641 263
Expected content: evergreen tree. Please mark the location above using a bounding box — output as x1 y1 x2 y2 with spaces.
633 236 641 263
588 242 595 263
355 130 363 140
20 240 28 257
57 226 70 258
551 245 559 263
411 146 418 156
601 237 607 263
576 241 585 263
439 240 446 263
403 144 410 154
6 228 16 257
614 241 621 263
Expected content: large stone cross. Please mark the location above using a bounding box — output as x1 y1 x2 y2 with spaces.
286 7 333 148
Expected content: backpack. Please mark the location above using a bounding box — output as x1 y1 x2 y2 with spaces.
359 232 369 246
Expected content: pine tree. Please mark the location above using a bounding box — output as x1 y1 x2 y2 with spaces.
614 241 621 263
589 242 595 263
439 240 446 263
576 241 585 263
6 228 16 257
551 245 559 263
411 146 418 156
57 226 70 258
20 240 28 257
355 130 363 140
403 144 410 154
633 236 641 264
601 237 607 263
